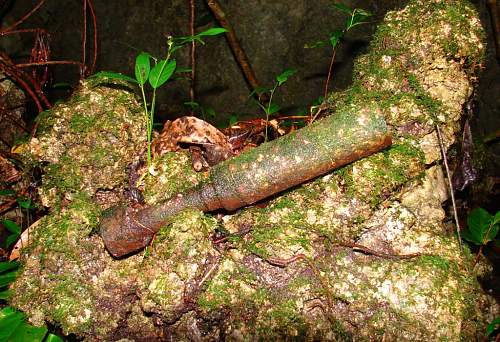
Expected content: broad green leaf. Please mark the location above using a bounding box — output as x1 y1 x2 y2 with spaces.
134 52 151 85
0 272 17 287
197 27 228 36
332 3 352 14
276 69 297 86
468 207 492 243
0 307 48 342
149 59 176 89
89 71 137 84
486 317 500 336
0 289 12 300
1 219 20 235
0 307 24 341
461 228 481 245
266 103 280 115
0 261 19 274
17 198 32 209
6 234 18 248
12 322 47 342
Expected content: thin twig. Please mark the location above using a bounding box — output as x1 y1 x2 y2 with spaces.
323 48 337 99
81 0 87 78
0 28 46 36
337 242 423 260
206 0 264 99
16 60 84 68
436 124 463 251
0 0 46 33
86 0 98 74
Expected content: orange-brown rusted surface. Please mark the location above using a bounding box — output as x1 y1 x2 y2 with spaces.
100 108 392 257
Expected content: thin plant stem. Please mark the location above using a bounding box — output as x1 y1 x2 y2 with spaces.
189 0 196 103
265 85 277 142
81 0 87 77
436 125 463 251
0 0 46 34
323 47 337 100
139 84 151 167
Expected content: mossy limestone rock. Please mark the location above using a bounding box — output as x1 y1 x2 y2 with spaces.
9 0 497 340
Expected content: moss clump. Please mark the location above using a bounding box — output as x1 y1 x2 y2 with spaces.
23 81 146 208
142 152 208 205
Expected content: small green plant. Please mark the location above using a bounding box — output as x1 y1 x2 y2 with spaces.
487 317 500 340
462 207 500 264
0 306 63 342
306 3 371 101
92 27 227 168
184 101 217 121
251 68 296 141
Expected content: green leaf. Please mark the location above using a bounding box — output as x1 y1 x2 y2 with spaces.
304 40 326 49
0 307 48 342
346 9 372 30
332 3 353 14
329 28 344 48
175 67 192 73
184 101 200 110
489 224 500 241
0 261 18 274
486 317 500 336
0 308 24 341
196 27 228 36
16 198 32 209
461 228 481 245
46 333 64 342
89 71 137 84
134 52 151 85
0 289 12 300
205 107 216 119
463 208 494 245
276 69 297 86
51 83 71 89
1 219 21 235
492 211 500 226
148 59 176 89
350 13 371 28
229 114 238 126
266 103 280 115
0 272 17 288
5 234 18 248
12 322 47 342
0 189 16 197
